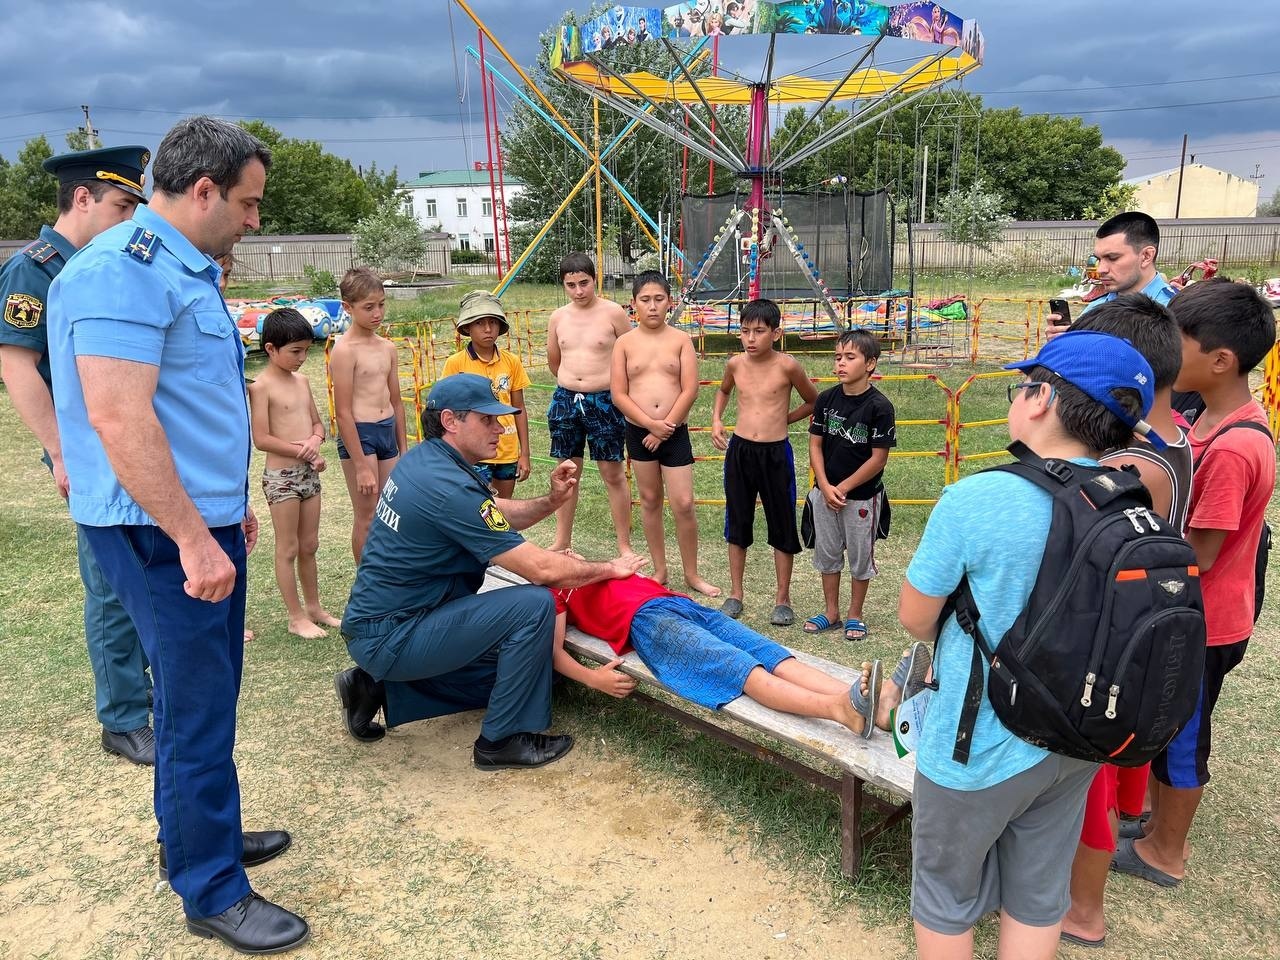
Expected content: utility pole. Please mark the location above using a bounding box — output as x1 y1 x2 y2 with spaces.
80 105 99 148
1174 133 1188 219
1249 163 1266 217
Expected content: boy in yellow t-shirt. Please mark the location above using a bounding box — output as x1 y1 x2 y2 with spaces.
441 291 531 496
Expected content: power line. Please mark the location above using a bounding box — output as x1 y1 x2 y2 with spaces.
973 68 1280 96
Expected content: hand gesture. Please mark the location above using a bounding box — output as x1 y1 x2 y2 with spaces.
516 453 531 482
296 435 322 463
821 483 846 512
242 507 260 557
356 464 378 496
711 421 729 451
179 533 236 603
642 432 662 453
593 657 637 698
313 454 327 473
1045 315 1070 340
607 553 649 579
650 417 675 441
548 459 579 506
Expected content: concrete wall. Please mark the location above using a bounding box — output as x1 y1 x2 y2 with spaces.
1127 165 1260 219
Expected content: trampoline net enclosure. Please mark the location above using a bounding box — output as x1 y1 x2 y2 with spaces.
680 189 894 301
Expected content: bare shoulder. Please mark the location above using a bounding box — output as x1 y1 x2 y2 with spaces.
247 376 268 400
547 304 569 326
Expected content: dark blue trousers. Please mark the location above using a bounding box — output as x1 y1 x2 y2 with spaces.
81 523 251 920
347 585 556 741
76 523 150 732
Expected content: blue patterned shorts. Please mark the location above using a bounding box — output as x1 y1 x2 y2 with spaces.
547 387 625 462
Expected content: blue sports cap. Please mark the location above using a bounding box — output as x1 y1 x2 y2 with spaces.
425 373 518 416
1004 329 1166 450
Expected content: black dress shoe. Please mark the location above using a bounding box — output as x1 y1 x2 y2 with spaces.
102 725 155 765
473 732 575 771
186 891 309 954
334 667 386 742
158 830 292 881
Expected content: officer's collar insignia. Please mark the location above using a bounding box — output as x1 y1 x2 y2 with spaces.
479 498 510 533
124 227 160 263
4 293 42 329
23 241 58 264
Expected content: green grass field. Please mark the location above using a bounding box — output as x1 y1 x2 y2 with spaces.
1 276 1277 958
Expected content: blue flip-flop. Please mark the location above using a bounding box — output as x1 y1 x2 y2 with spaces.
844 618 868 641
803 614 840 634
848 659 882 739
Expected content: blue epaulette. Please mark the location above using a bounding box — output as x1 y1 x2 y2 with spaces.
124 227 161 264
22 240 59 264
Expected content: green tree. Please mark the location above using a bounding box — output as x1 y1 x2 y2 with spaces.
937 179 1008 249
1259 189 1280 218
240 121 397 234
1083 181 1139 221
354 195 426 274
0 136 56 240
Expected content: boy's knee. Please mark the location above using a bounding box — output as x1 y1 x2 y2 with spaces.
298 537 320 556
274 540 299 562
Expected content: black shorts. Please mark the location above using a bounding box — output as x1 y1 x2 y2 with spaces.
1152 638 1248 789
625 421 694 467
722 436 800 554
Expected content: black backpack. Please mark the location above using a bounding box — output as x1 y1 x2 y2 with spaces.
942 443 1206 768
1191 419 1274 624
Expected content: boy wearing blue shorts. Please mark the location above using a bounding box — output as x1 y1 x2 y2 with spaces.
898 330 1161 959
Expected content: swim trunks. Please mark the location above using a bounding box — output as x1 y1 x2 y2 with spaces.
336 415 399 461
261 462 322 506
547 386 625 462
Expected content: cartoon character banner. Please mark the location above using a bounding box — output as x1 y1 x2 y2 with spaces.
555 1 980 60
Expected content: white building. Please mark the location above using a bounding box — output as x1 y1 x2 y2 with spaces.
402 164 524 254
1123 163 1261 219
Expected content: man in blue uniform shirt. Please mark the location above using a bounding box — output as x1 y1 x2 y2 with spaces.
48 117 307 955
336 373 645 769
0 145 155 765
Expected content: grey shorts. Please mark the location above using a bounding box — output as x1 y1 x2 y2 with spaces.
911 754 1097 935
808 487 881 579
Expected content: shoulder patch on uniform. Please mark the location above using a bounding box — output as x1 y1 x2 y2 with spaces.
4 293 42 329
478 498 510 532
22 241 58 264
123 227 160 264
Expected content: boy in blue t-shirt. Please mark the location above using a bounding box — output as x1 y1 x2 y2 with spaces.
897 330 1162 959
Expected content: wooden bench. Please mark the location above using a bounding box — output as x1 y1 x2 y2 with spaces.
481 568 915 878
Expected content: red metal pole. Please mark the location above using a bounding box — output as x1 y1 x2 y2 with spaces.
490 73 513 275
746 85 768 301
478 31 504 281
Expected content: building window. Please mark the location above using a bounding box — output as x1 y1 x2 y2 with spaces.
458 236 471 251
457 197 468 217
424 198 437 218
482 197 493 217
483 236 495 253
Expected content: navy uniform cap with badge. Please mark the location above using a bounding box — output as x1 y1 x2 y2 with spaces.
0 145 150 388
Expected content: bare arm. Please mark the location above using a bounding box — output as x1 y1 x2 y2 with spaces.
248 381 308 459
609 303 633 338
492 541 646 587
0 344 67 497
899 580 946 643
545 313 562 377
77 355 235 601
1100 451 1173 521
610 336 651 426
711 359 736 450
330 344 378 493
664 336 701 426
837 447 890 496
1186 527 1229 573
493 459 578 529
787 360 818 424
552 611 636 698
387 341 407 454
511 387 531 480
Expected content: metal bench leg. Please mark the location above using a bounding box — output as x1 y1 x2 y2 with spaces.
840 771 864 879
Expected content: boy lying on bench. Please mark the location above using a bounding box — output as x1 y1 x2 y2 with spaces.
550 572 932 739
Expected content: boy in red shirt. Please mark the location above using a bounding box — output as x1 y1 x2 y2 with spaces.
1112 279 1276 888
549 575 932 738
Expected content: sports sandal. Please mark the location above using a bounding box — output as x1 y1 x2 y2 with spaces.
892 642 933 701
844 618 868 641
848 659 882 739
770 604 796 626
803 614 841 634
1109 838 1181 888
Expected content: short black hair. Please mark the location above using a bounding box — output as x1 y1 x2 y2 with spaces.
837 327 882 362
420 407 469 439
261 307 313 349
741 298 781 330
55 179 112 214
1169 279 1277 374
1072 294 1181 390
1025 363 1142 454
632 270 671 297
559 252 596 281
1096 211 1160 254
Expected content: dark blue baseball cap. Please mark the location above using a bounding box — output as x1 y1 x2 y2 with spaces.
1005 329 1166 449
42 145 151 202
425 373 518 415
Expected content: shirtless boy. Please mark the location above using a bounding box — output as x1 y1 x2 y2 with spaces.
712 299 817 624
329 266 407 562
546 252 635 554
248 308 342 638
611 271 719 597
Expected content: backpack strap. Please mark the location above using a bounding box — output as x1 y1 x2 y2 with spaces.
1192 420 1274 471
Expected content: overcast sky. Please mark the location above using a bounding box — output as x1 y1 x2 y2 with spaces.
2 1 1277 199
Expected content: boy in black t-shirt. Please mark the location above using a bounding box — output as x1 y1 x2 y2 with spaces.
805 329 896 640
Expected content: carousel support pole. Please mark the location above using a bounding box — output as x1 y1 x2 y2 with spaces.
746 85 769 302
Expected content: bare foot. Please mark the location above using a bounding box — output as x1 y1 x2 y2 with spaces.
653 565 668 586
287 617 327 640
684 574 722 598
307 607 342 628
243 628 255 642
833 662 874 736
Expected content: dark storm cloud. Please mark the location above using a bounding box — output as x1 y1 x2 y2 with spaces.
2 0 1276 183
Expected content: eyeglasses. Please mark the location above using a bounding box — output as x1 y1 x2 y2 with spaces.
1007 380 1053 404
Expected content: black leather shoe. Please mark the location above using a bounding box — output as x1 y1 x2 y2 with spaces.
102 725 155 765
186 892 309 954
473 732 575 771
158 830 292 882
334 667 385 742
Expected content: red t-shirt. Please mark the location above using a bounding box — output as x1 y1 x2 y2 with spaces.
550 576 681 653
1187 401 1276 646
